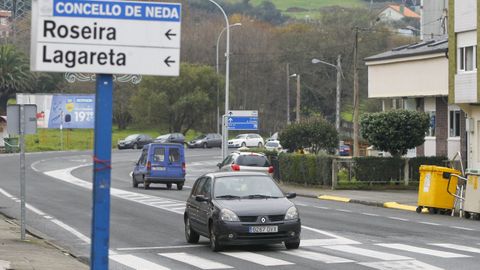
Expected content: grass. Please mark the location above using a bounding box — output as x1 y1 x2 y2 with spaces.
14 128 203 152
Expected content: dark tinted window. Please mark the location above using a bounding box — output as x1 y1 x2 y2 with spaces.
153 147 165 162
199 178 212 197
169 148 181 163
139 149 148 165
235 155 270 167
192 177 206 196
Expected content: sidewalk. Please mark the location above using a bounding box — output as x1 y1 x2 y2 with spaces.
280 183 422 212
0 214 88 270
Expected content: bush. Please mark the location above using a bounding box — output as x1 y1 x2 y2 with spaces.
361 110 430 156
278 153 333 186
353 156 404 182
409 156 448 181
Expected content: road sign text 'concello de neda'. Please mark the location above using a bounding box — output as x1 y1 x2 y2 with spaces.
31 0 182 76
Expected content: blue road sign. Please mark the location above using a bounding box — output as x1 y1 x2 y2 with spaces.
228 116 258 130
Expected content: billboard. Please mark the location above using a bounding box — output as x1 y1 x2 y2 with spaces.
16 94 95 129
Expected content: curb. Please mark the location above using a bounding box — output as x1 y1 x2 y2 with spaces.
309 194 426 213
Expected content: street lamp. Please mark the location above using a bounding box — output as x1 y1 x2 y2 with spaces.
216 23 241 134
312 55 343 132
208 0 231 159
289 74 301 123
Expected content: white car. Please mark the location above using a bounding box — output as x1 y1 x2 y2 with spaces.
228 133 264 148
265 140 283 152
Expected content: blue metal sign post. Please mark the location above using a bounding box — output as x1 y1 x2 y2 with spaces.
91 74 113 270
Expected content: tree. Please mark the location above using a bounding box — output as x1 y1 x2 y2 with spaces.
280 117 338 154
130 64 221 133
360 110 430 157
0 44 33 114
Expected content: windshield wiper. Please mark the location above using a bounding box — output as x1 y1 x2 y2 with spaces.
216 195 241 199
244 194 279 199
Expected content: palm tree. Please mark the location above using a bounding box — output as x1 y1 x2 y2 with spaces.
0 44 33 114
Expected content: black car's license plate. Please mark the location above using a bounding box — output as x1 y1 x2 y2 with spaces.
249 226 278 233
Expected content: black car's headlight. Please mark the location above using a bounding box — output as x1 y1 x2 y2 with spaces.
220 209 240 222
284 206 298 220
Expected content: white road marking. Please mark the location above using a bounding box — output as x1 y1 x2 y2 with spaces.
159 252 233 269
50 219 91 244
301 226 360 244
312 206 330 210
220 251 294 266
450 226 475 231
388 217 409 222
300 238 360 247
362 213 379 217
419 221 440 226
336 209 353 213
0 188 13 198
359 260 444 270
110 254 170 270
377 244 470 258
430 243 480 254
25 204 47 216
282 249 354 264
117 245 203 251
324 245 412 261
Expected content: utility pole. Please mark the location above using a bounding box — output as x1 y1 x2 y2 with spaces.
353 27 360 157
286 63 291 125
335 55 342 132
296 74 301 123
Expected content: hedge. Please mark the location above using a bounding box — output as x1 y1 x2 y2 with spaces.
277 153 333 186
408 156 448 182
353 156 404 182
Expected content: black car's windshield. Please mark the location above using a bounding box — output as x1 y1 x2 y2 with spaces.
214 176 283 199
236 155 270 167
125 134 139 141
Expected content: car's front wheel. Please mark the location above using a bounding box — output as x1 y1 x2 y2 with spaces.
209 223 223 252
241 142 246 148
185 216 200 243
285 240 300 249
177 183 184 190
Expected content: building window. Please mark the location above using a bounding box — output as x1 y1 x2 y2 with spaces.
458 46 476 72
427 111 435 137
449 110 461 137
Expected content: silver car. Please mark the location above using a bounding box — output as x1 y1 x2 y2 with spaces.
217 151 273 176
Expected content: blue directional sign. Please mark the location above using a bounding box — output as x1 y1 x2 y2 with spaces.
228 116 258 130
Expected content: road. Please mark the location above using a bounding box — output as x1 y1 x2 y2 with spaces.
0 149 479 270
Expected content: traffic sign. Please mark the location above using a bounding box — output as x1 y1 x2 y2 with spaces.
227 110 259 130
30 0 181 76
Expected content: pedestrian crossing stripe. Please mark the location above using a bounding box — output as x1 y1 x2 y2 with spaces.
159 252 233 269
377 243 471 258
323 245 412 261
110 254 170 270
430 243 480 254
281 249 354 264
359 260 444 270
220 251 294 266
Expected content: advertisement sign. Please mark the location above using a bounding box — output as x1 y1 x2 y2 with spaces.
30 0 181 76
16 94 95 129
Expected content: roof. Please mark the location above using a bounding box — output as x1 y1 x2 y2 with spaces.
364 38 448 62
0 116 6 123
205 171 271 178
385 4 420 19
0 10 11 17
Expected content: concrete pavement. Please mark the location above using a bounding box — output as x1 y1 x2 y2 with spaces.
280 183 425 212
0 213 88 270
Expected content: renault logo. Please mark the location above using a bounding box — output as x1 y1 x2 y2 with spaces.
261 217 267 223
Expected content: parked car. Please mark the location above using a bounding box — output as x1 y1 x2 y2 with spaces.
265 140 283 152
187 133 222 148
117 134 153 150
266 132 279 142
228 133 264 148
132 143 186 190
339 144 351 156
217 151 274 176
155 133 185 144
184 172 301 251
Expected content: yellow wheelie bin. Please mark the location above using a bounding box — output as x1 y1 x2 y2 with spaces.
417 165 460 214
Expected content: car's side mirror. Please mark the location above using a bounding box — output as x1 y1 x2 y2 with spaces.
285 193 297 199
195 195 208 202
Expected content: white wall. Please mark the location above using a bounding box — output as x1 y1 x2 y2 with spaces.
0 123 6 147
454 0 477 33
367 55 448 98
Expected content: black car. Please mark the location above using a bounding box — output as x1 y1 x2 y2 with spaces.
155 133 185 144
187 133 222 148
184 172 301 251
117 134 153 150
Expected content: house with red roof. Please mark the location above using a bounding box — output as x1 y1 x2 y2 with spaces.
379 4 420 22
